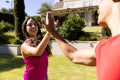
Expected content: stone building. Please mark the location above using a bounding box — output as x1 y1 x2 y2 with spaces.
52 0 100 27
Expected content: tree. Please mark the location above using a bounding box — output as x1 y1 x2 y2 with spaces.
14 0 25 40
0 12 14 25
38 2 52 18
58 13 85 40
0 8 8 13
0 8 14 14
33 16 42 28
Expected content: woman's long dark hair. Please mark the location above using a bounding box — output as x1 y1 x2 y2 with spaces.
22 17 52 56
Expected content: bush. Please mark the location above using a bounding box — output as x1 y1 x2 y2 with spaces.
0 34 14 44
33 16 42 28
0 21 14 33
58 13 85 40
0 12 14 25
10 37 23 44
89 33 101 41
0 21 23 44
0 33 23 44
101 27 111 38
79 32 102 41
0 21 16 44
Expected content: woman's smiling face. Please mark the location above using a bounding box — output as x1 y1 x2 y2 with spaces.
26 18 38 37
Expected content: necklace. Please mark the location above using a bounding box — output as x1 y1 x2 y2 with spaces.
29 38 40 47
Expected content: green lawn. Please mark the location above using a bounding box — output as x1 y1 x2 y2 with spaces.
83 26 102 33
0 55 97 80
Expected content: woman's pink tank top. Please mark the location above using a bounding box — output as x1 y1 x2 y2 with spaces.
23 39 48 80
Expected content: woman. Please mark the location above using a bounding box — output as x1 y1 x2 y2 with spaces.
21 16 52 80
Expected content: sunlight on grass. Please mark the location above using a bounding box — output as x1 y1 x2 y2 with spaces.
83 26 102 33
48 56 96 80
0 55 96 80
0 55 25 80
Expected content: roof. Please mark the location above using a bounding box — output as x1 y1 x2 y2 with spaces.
52 1 64 10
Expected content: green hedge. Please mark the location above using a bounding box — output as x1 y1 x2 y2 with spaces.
0 12 14 25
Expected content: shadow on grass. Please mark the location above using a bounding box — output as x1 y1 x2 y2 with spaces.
0 54 24 72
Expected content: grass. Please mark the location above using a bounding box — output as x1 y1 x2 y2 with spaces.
0 55 97 80
0 55 24 80
83 26 102 33
42 26 102 33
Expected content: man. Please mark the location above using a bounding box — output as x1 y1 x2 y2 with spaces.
44 0 120 80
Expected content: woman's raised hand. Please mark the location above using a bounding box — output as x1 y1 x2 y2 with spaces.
41 11 59 33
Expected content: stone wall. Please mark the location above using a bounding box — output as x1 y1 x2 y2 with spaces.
0 40 98 55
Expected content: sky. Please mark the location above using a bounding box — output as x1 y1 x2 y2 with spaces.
0 0 55 16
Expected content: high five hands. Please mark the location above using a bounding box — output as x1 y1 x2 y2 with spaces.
41 11 59 33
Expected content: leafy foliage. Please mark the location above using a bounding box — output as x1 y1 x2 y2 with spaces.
38 2 52 17
0 18 12 44
0 21 23 44
0 8 14 14
0 12 14 25
0 21 14 32
58 13 85 40
33 16 42 28
14 0 25 40
101 27 111 38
